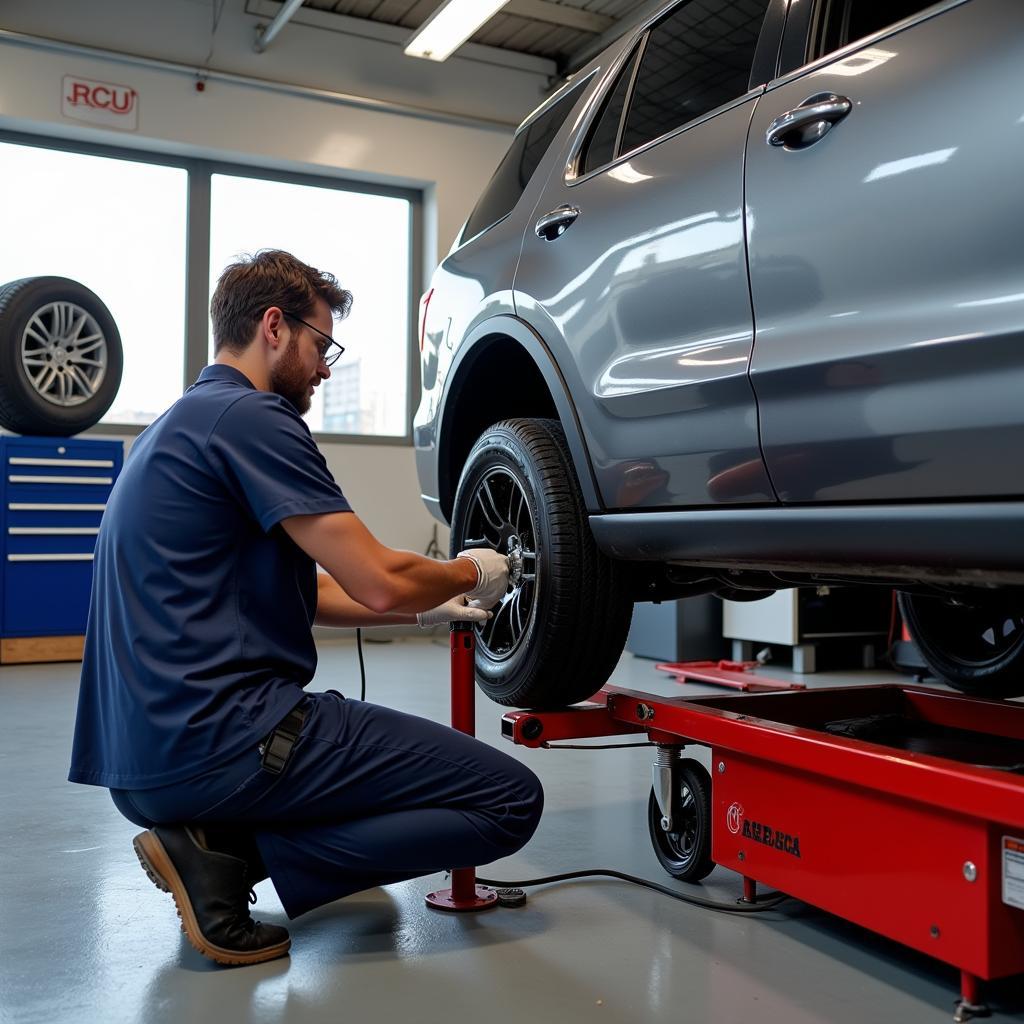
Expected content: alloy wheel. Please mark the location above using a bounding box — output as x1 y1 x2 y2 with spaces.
21 301 108 407
460 467 538 661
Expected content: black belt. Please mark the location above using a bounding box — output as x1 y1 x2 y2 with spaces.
259 700 309 775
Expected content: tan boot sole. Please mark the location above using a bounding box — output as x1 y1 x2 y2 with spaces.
133 831 291 966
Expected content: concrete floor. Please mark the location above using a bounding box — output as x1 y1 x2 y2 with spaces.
3 638 1023 1024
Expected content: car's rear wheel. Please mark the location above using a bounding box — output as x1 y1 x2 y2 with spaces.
897 591 1024 697
450 418 633 709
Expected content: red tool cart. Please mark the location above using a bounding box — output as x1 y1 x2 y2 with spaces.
502 683 1024 1022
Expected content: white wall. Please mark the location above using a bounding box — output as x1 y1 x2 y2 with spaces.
0 0 551 551
0 0 553 128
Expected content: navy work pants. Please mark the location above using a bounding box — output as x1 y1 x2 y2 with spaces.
110 690 544 918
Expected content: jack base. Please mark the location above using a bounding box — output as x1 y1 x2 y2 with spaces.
953 1000 991 1023
425 885 498 911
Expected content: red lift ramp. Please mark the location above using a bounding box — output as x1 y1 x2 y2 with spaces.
656 658 808 692
502 683 1024 1021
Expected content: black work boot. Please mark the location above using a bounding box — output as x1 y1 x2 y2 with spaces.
133 826 290 966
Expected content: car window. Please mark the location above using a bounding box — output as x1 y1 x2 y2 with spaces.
618 0 771 157
462 81 586 243
580 45 641 176
810 0 940 61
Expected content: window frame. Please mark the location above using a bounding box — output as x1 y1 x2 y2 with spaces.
776 0 968 82
0 128 422 447
566 0 780 185
457 71 596 249
577 39 646 178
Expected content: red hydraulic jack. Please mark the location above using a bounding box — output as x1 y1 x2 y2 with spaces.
502 682 1024 1021
424 621 498 911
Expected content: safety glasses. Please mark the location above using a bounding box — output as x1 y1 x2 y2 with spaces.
281 310 345 367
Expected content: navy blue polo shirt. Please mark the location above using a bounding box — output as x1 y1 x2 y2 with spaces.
69 365 352 789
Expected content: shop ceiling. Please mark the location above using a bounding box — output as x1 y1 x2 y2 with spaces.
270 0 666 74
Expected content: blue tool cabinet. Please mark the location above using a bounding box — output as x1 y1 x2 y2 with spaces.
0 435 123 655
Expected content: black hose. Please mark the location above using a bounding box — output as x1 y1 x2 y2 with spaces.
474 868 789 914
356 627 366 702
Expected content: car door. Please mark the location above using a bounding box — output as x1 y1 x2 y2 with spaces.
514 0 778 510
746 0 1024 503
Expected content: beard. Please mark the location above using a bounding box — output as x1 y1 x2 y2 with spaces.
270 336 313 415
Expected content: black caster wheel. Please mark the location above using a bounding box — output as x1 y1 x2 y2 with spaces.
648 759 715 882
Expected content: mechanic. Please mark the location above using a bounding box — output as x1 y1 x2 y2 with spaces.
68 249 544 966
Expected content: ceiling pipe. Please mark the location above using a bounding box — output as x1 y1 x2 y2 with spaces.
253 0 306 53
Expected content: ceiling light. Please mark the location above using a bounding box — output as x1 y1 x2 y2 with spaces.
404 0 510 62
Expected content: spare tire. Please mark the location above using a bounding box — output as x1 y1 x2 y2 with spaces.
0 276 123 436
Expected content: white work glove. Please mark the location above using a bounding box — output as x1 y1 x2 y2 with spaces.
457 547 511 608
416 596 492 628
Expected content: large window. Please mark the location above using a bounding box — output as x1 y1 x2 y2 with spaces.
0 140 187 426
0 133 418 441
618 0 771 156
209 174 412 437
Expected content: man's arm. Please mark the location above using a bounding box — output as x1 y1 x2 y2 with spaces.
313 572 418 627
282 510 479 615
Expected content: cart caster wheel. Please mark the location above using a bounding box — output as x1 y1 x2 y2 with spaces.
648 759 715 882
953 999 991 1023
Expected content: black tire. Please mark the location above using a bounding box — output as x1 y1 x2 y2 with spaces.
0 277 123 436
648 759 715 882
449 418 633 709
897 591 1024 697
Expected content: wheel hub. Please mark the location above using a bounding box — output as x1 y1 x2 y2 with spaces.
460 468 537 661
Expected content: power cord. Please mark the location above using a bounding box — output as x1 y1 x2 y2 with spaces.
423 524 444 560
356 627 366 702
352 577 786 916
472 868 789 914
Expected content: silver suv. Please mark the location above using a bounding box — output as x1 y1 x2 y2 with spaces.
415 0 1024 708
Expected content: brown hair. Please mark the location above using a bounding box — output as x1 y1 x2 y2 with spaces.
210 249 353 355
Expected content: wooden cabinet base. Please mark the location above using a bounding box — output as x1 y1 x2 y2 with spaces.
0 635 85 664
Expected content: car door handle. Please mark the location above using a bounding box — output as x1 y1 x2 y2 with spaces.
766 93 852 149
535 205 580 241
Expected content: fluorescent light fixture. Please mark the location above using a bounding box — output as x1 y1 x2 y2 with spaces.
404 0 510 62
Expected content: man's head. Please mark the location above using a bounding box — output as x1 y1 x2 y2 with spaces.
210 250 353 414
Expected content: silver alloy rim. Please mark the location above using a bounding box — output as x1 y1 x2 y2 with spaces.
20 301 108 408
461 468 539 661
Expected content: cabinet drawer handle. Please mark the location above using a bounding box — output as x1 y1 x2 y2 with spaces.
8 527 100 536
9 457 114 468
8 503 107 511
8 475 113 485
7 553 94 562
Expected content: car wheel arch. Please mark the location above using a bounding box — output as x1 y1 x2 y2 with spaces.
436 315 602 521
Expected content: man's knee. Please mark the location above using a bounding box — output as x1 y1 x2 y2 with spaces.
521 769 544 841
499 761 544 850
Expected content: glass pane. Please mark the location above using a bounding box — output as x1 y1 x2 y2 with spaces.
209 175 411 436
463 81 583 241
463 132 529 242
845 1 938 50
582 46 641 175
620 0 770 155
0 141 187 426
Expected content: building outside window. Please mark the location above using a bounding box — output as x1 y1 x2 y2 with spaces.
208 172 413 438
